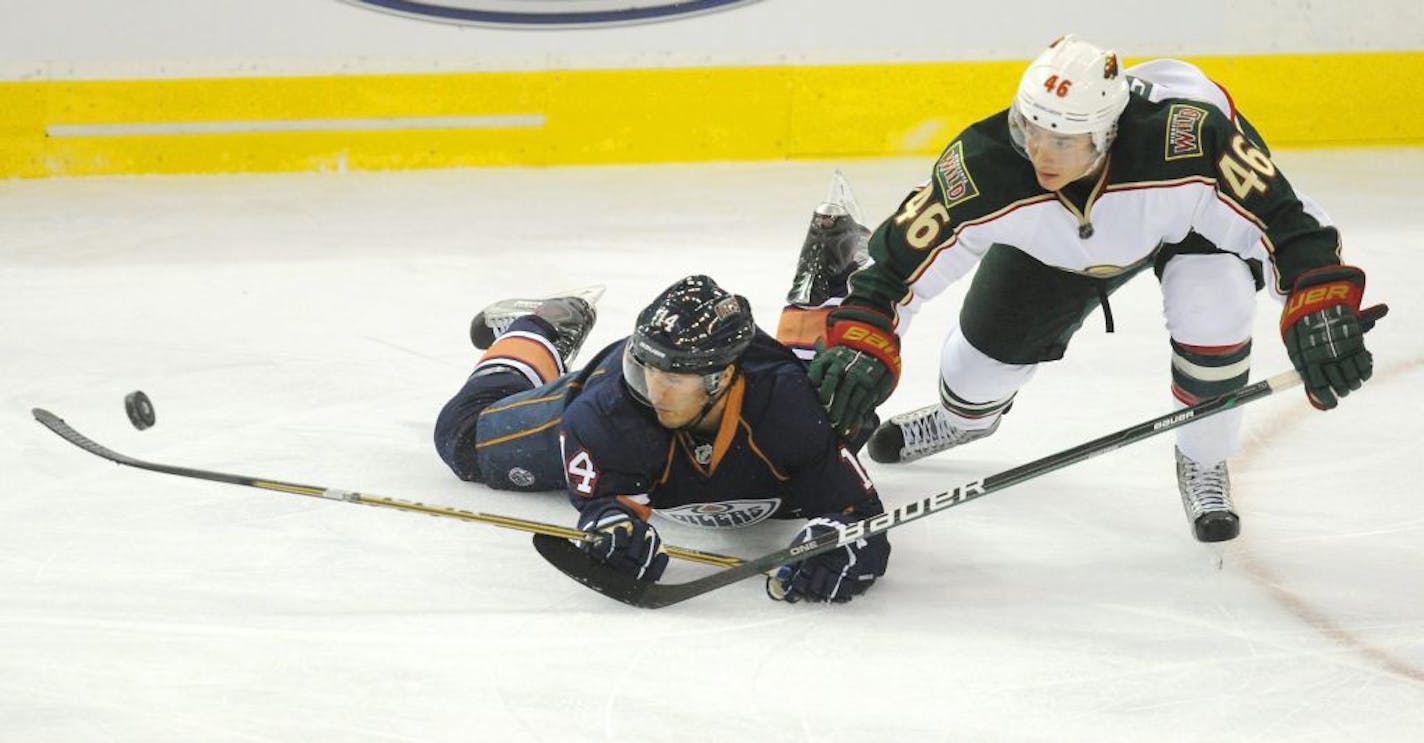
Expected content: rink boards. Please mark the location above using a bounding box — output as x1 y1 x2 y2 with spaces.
2 51 1420 178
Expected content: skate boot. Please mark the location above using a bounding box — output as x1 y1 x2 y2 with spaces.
867 404 1001 464
470 285 603 366
1175 447 1239 542
786 170 871 308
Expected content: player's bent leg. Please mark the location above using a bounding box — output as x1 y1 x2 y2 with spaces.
1161 251 1257 542
871 243 1113 465
867 329 1034 464
435 315 576 484
435 367 538 483
472 372 578 492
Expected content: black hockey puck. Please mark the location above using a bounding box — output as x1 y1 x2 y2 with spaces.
124 391 156 430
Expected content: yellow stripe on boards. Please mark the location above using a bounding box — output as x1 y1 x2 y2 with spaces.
1183 52 1419 148
1 51 1419 178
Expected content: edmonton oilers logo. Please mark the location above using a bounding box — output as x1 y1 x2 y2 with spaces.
345 0 762 27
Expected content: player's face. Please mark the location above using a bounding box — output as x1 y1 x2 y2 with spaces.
644 367 712 428
1022 125 1098 191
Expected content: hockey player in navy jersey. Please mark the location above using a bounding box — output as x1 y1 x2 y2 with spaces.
435 207 889 602
807 35 1387 544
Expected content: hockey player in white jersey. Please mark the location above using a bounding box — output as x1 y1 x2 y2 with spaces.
806 35 1387 542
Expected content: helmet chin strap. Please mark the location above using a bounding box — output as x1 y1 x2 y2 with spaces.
681 367 740 433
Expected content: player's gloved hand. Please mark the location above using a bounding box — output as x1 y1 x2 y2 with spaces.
807 307 902 436
577 499 668 582
766 515 890 604
1280 265 1389 410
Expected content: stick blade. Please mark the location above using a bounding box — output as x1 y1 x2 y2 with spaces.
531 534 659 608
33 408 133 465
532 534 777 609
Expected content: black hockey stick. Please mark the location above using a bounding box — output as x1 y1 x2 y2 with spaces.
534 368 1306 608
30 408 743 569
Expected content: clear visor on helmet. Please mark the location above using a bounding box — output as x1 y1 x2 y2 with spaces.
622 344 727 406
1008 100 1113 162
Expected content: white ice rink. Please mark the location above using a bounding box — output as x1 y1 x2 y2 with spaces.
3 150 1422 741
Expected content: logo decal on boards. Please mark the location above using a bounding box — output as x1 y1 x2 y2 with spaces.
343 0 762 28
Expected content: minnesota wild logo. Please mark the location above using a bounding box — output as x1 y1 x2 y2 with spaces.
344 0 762 27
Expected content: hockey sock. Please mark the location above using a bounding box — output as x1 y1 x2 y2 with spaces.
472 316 566 387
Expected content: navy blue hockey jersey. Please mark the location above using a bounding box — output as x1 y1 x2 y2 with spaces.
558 330 882 528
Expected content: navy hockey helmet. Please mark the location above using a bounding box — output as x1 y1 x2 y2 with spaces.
623 275 755 404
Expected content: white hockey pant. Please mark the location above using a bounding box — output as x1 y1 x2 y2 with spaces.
936 253 1256 464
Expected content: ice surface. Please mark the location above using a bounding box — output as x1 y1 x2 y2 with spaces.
3 151 1422 741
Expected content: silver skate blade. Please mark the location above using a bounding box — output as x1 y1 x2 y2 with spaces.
819 169 865 225
564 284 606 307
478 285 606 319
1203 540 1232 571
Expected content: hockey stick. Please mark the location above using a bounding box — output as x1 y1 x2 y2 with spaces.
533 368 1306 608
30 408 743 569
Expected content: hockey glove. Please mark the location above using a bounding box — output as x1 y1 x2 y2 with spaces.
577 500 668 582
807 308 902 436
766 515 890 604
1280 265 1388 410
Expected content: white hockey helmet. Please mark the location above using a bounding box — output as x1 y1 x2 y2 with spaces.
1011 35 1129 155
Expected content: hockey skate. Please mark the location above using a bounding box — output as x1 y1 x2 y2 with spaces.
867 404 1000 464
470 285 604 366
1175 447 1239 542
785 170 871 308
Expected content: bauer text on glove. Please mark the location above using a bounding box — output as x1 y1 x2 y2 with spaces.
807 308 901 435
1280 265 1387 410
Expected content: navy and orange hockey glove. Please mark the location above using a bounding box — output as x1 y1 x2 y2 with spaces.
1280 265 1388 410
807 306 902 436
